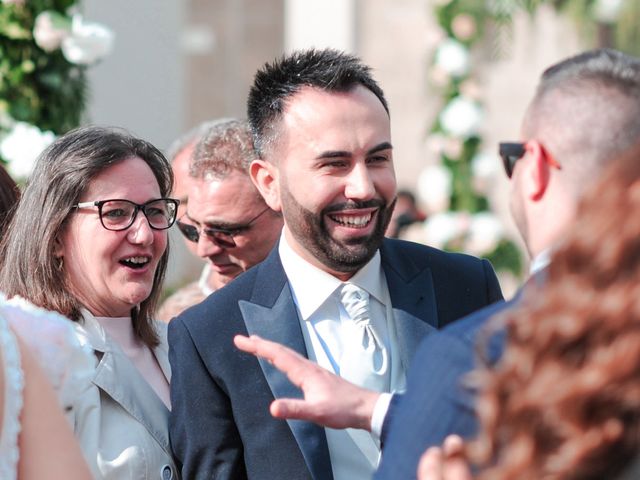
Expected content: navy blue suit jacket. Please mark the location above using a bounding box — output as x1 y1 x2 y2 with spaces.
168 238 502 480
375 297 515 480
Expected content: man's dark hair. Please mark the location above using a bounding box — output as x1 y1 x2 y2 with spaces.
247 48 389 158
537 48 640 98
523 48 640 196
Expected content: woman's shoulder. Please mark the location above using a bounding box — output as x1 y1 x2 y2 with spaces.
2 296 96 410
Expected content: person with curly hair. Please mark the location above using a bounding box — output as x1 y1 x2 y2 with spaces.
418 141 640 480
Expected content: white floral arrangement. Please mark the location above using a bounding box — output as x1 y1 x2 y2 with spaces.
0 2 114 179
0 122 55 179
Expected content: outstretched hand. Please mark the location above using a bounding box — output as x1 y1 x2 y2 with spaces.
234 334 380 431
417 435 473 480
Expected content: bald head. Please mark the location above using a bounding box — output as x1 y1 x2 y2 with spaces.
522 49 640 198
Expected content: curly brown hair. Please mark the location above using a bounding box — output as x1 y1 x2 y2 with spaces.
470 142 640 480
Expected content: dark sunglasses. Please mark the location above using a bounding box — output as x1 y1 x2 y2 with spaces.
499 141 562 179
498 142 525 178
176 207 271 248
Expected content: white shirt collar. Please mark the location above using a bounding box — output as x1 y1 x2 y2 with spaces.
198 263 215 296
529 247 552 275
279 231 386 320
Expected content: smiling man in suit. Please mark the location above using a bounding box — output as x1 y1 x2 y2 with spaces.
168 48 503 480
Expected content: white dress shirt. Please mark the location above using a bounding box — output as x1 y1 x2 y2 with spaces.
279 233 403 480
529 248 552 275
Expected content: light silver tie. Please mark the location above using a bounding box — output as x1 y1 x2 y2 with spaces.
339 283 389 392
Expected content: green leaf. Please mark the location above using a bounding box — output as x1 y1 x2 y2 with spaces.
484 239 524 276
1 22 32 40
21 59 35 73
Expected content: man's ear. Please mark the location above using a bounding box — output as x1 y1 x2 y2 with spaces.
250 159 281 211
523 140 552 201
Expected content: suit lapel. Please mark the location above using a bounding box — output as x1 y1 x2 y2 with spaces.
381 241 438 373
239 248 333 480
81 313 172 454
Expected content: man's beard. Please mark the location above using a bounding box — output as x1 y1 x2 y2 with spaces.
280 182 395 274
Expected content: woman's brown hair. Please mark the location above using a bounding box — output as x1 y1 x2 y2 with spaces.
0 164 20 229
0 126 173 347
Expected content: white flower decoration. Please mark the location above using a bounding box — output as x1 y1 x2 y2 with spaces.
61 15 115 66
426 133 447 155
434 38 469 78
417 164 452 214
423 211 469 249
439 95 483 139
472 151 500 180
0 122 55 179
471 151 501 193
465 212 504 256
33 11 70 52
592 0 623 23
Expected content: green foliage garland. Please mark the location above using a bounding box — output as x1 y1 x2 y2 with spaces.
0 0 86 136
426 0 638 277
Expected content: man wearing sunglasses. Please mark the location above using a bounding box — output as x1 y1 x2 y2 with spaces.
232 48 640 480
160 119 283 321
158 119 225 322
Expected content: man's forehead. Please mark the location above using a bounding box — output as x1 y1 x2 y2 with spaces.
189 173 259 217
279 85 389 140
283 84 385 115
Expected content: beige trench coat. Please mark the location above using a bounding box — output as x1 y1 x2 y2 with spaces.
72 310 177 480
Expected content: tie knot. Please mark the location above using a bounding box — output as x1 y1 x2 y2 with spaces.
340 283 370 324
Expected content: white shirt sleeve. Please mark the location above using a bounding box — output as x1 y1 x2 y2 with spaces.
370 392 393 441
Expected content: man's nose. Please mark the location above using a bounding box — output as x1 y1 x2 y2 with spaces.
344 163 376 201
196 234 225 259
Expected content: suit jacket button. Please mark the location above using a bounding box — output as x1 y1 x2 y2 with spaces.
161 465 173 480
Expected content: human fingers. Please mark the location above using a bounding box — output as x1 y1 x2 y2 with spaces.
441 435 472 480
442 435 465 457
234 334 303 366
233 334 258 353
234 334 318 386
417 447 444 480
270 399 315 421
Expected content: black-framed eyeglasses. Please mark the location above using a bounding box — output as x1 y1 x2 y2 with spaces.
73 198 179 231
176 207 271 248
499 142 526 178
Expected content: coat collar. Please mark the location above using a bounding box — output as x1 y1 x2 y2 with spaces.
239 240 439 479
380 239 438 372
77 310 172 453
240 247 333 480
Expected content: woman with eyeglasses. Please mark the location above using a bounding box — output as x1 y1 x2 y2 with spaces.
0 126 179 479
